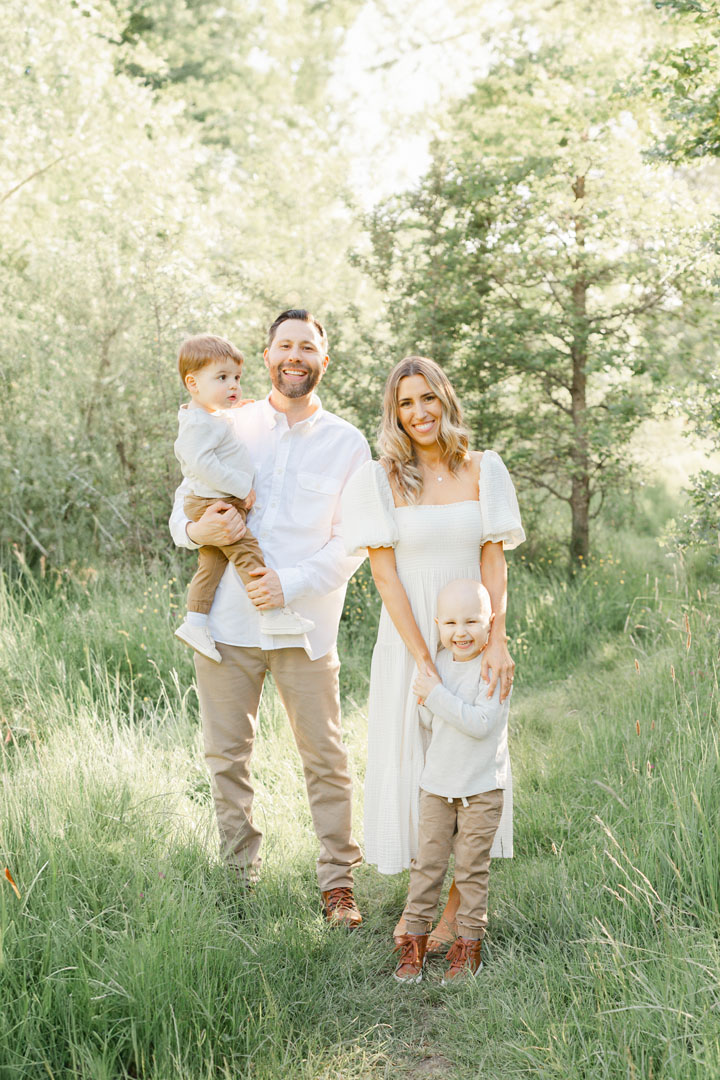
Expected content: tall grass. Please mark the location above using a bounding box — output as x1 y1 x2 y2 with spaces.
0 536 718 1078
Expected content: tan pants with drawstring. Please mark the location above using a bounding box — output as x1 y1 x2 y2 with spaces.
404 787 504 940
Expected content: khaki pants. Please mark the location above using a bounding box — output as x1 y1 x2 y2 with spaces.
184 494 265 615
405 788 504 940
194 642 362 889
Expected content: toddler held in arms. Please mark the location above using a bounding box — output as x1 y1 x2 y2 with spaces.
173 334 313 662
394 578 510 985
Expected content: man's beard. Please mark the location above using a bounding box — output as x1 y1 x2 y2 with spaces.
271 366 322 399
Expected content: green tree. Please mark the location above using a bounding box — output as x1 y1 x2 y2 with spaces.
646 0 720 558
0 0 221 560
0 0 371 563
361 26 712 564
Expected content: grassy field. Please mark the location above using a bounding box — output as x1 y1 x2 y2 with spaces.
0 535 718 1079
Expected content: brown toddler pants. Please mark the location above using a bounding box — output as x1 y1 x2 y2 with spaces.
184 494 265 615
405 787 504 940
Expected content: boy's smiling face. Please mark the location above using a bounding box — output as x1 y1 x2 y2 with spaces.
435 580 493 662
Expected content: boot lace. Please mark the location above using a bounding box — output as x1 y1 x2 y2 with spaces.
395 935 422 967
446 937 480 975
324 887 356 913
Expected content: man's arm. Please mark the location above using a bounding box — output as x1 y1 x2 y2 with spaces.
169 478 246 549
169 477 197 549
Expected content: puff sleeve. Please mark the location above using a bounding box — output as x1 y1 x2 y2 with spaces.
341 459 399 557
479 450 526 550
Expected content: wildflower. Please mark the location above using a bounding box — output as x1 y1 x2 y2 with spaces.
634 658 640 672
4 868 20 899
670 665 675 681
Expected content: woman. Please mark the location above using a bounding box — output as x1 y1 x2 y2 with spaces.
342 356 524 947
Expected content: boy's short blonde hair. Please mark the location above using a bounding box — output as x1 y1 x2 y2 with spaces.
178 335 244 385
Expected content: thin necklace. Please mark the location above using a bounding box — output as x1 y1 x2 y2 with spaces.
423 461 447 483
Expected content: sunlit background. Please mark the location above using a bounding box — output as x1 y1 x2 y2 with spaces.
2 0 719 567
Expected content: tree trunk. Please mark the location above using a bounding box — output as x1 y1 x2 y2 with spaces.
569 174 591 570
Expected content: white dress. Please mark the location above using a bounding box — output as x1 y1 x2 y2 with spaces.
341 451 525 875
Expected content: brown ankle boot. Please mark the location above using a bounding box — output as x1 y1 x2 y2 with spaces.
393 933 428 983
442 936 482 984
321 887 362 929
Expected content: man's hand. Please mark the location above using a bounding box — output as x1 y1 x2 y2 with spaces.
481 638 515 703
243 488 257 512
186 501 247 547
413 667 441 704
246 567 285 610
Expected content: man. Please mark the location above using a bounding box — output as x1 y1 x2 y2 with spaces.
170 309 369 926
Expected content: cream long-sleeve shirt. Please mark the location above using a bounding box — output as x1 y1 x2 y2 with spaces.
174 405 254 500
170 394 370 659
419 648 511 800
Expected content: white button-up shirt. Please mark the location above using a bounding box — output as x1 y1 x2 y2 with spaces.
170 394 370 659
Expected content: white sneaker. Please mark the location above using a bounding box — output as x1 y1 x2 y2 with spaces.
259 608 315 636
175 622 222 662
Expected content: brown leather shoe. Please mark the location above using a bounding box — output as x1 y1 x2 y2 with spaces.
321 887 363 929
393 933 428 983
441 936 483 984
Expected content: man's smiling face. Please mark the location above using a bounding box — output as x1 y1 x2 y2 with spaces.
263 319 329 399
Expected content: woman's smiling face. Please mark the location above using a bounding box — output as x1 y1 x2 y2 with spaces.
396 374 444 447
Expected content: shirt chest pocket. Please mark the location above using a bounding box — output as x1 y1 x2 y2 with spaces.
293 470 341 523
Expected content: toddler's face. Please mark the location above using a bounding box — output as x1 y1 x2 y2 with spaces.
187 358 243 411
436 590 492 662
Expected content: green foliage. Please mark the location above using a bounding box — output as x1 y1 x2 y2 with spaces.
648 0 720 161
0 0 370 567
358 18 715 563
646 0 720 564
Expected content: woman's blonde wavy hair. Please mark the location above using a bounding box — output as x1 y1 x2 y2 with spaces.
378 356 470 504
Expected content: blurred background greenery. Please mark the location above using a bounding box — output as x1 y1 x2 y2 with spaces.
1 0 718 571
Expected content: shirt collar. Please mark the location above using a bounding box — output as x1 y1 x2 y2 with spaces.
262 392 325 431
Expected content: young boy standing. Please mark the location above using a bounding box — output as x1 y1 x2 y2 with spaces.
394 578 510 985
174 334 313 662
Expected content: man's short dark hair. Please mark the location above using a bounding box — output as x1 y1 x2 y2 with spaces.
267 309 328 351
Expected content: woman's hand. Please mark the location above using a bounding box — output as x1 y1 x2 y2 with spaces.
413 667 441 704
481 636 515 703
186 501 246 546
